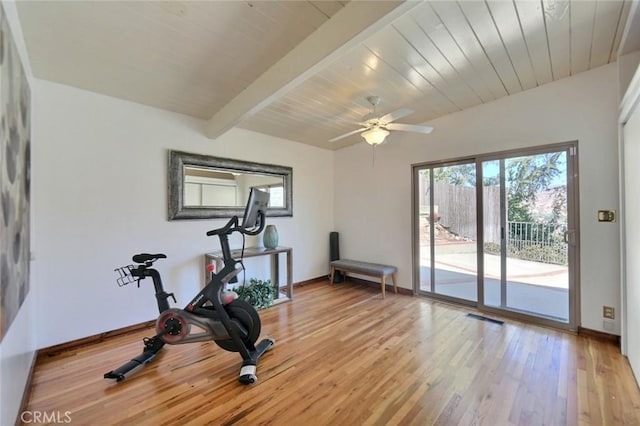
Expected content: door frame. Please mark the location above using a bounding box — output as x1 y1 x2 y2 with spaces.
412 156 478 308
412 141 580 331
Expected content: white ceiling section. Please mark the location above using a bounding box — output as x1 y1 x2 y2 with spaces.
17 0 349 119
17 0 632 150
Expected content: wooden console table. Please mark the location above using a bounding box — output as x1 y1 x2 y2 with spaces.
205 246 293 301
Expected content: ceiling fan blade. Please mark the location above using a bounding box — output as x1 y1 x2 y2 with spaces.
379 108 414 124
328 127 368 142
385 123 434 134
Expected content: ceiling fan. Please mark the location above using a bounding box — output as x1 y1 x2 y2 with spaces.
329 96 434 146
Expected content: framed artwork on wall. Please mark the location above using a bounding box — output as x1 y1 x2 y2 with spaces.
0 3 31 342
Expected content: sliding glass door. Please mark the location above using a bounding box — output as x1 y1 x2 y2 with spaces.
414 144 578 329
481 150 573 323
417 161 478 304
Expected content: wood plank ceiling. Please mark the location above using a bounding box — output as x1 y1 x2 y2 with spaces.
16 0 348 118
16 1 632 150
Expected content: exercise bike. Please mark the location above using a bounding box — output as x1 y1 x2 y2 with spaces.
104 188 274 385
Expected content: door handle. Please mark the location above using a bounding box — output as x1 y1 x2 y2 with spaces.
564 230 575 245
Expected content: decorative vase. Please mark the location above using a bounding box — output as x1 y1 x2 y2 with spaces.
263 225 279 249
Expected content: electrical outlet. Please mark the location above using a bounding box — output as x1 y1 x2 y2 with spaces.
603 306 615 319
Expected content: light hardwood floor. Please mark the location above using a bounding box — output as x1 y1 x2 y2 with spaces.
22 281 640 425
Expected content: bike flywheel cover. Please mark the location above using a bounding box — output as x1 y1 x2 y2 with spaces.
214 299 261 352
156 309 191 344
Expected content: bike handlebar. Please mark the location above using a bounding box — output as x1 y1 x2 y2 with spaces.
206 216 239 237
206 211 266 238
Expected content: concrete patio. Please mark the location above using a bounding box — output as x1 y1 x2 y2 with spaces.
419 243 569 321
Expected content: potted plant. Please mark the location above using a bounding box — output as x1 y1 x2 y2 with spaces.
235 278 275 310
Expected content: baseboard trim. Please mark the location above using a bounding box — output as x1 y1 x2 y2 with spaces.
277 275 326 292
39 320 156 357
578 326 620 345
284 275 327 289
342 276 413 296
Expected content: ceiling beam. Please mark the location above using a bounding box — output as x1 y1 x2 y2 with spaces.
204 0 422 140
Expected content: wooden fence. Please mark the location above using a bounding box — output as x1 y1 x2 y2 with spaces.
419 182 500 242
418 180 568 264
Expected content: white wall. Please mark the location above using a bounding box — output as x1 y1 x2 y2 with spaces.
335 64 620 334
31 80 334 349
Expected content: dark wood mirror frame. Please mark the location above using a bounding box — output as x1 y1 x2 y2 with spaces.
168 150 293 220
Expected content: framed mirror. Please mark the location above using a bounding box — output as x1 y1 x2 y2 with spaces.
168 150 293 220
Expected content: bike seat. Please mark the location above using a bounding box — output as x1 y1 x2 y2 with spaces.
132 253 167 264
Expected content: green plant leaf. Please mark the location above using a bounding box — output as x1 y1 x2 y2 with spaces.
235 278 275 310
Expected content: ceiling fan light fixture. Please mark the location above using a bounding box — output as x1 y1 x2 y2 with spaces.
361 126 389 145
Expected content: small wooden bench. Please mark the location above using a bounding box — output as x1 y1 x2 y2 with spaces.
330 259 398 299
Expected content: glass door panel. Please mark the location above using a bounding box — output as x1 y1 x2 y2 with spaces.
482 160 502 308
417 169 432 292
482 151 570 322
432 164 477 302
504 152 569 321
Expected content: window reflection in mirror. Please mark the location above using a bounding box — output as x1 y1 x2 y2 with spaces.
168 150 292 220
184 166 285 208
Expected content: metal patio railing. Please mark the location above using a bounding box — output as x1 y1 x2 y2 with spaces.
506 221 568 265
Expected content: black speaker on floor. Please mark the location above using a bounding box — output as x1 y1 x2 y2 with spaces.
329 232 344 283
